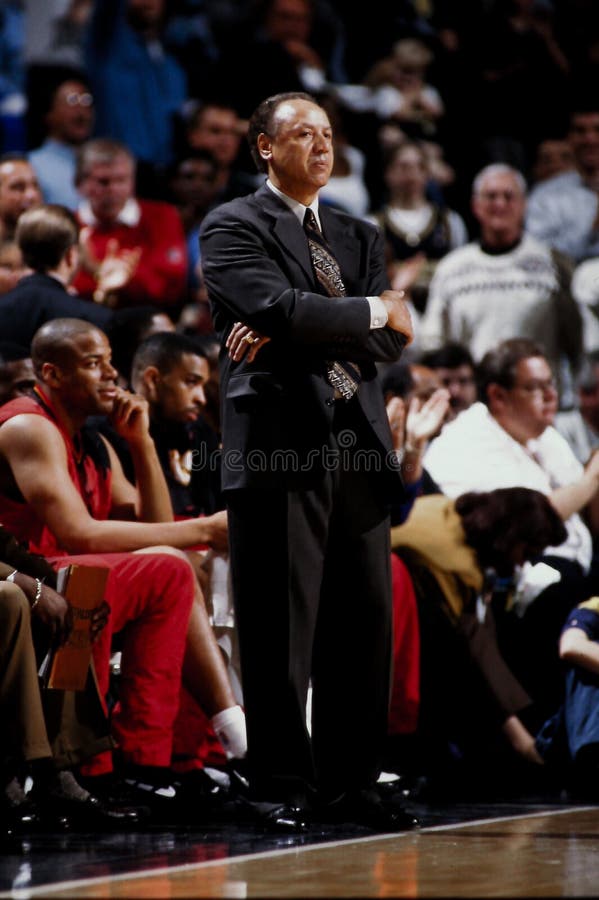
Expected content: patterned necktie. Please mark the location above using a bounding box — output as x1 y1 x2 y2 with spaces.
303 208 361 400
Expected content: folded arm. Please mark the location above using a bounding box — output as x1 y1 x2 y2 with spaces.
201 213 411 362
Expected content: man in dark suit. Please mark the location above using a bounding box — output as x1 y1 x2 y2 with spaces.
0 203 112 349
200 91 416 832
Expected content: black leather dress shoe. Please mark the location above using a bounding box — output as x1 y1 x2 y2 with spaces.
31 771 142 830
319 787 420 832
238 798 309 834
1 778 41 836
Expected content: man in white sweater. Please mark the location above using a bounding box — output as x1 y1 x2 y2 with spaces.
419 163 583 407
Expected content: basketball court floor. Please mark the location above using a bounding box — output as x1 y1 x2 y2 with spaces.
2 789 598 898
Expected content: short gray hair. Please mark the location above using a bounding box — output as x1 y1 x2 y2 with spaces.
472 163 527 197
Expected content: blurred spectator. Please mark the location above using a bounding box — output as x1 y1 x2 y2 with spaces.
83 0 187 181
419 343 477 421
213 0 345 119
166 148 220 304
161 0 222 96
334 37 444 141
555 351 599 464
363 37 444 138
72 138 188 310
539 596 599 795
531 136 576 185
408 362 443 401
107 305 175 387
0 341 35 406
380 360 445 505
0 204 112 347
28 70 94 209
0 238 27 293
183 100 257 202
570 254 599 353
317 94 371 216
472 0 570 169
526 100 599 262
0 154 42 240
370 139 467 314
391 487 567 778
25 0 92 70
0 0 26 154
420 163 583 407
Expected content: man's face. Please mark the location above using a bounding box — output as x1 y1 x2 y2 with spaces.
0 357 35 406
169 158 218 209
261 99 334 202
533 138 575 182
471 171 526 245
265 0 312 43
495 356 558 441
385 145 428 196
46 80 94 146
0 161 42 231
0 241 26 294
569 112 599 175
52 330 119 417
187 107 242 168
79 154 135 223
151 353 209 424
434 364 477 418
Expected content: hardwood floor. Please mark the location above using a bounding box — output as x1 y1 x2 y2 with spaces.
2 802 598 898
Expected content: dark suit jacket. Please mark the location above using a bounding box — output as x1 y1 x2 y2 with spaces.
200 184 407 494
0 272 113 348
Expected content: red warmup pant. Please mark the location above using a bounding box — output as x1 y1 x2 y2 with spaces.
48 552 194 776
388 553 420 735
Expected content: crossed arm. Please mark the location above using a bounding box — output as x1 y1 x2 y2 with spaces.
201 211 413 363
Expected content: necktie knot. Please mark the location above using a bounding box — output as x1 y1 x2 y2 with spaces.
303 208 320 234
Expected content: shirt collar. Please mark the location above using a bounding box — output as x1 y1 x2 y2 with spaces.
266 179 321 230
78 197 141 227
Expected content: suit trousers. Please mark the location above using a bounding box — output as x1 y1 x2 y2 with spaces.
0 583 52 765
226 398 393 805
0 582 114 772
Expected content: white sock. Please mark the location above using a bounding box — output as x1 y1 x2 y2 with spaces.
211 704 247 759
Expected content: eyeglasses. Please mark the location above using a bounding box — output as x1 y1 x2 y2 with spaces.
477 190 521 202
64 92 93 107
513 378 557 396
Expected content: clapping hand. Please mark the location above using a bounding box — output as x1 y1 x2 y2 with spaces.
404 387 451 450
79 228 142 306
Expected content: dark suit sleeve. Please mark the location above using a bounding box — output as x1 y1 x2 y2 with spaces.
201 205 406 363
